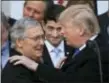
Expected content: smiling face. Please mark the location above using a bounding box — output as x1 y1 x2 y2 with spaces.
23 1 46 22
44 20 63 47
17 26 44 61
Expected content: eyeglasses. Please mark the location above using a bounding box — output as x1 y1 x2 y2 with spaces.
24 35 45 41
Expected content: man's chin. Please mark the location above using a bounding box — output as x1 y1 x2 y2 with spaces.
32 54 42 60
36 52 42 57
52 42 60 46
50 40 62 46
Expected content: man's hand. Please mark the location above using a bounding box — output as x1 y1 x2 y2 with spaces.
9 55 38 72
55 56 67 69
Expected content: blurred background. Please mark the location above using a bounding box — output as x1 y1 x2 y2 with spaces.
1 0 109 20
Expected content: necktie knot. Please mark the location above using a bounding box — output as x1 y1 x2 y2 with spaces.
74 49 80 56
54 48 61 54
52 48 61 57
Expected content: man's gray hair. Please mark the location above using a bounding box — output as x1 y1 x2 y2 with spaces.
59 4 100 35
10 17 41 48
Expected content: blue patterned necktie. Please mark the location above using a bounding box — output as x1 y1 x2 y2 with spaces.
72 49 80 58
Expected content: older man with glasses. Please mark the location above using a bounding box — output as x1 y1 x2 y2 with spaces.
2 17 44 83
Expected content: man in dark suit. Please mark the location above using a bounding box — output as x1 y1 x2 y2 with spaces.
2 17 44 83
98 11 109 45
9 4 109 83
43 4 73 69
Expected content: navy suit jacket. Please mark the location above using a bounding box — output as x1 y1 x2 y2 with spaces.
35 34 109 83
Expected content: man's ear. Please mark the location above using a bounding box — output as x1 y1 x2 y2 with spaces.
16 39 24 48
76 24 85 36
79 26 85 36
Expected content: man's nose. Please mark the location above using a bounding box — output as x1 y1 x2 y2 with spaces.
60 29 65 36
53 30 58 37
28 11 34 17
39 38 44 46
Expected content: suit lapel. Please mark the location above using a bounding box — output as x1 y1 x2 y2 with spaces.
59 41 74 68
43 41 75 68
62 46 91 69
64 41 75 57
42 45 54 68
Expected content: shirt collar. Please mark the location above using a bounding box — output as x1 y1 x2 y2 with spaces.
78 34 98 51
89 34 98 41
57 41 64 52
45 40 64 52
79 44 86 51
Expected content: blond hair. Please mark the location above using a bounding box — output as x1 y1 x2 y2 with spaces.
59 4 100 35
66 0 96 11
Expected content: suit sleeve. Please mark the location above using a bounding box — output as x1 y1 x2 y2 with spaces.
2 62 40 83
36 64 70 82
35 55 100 83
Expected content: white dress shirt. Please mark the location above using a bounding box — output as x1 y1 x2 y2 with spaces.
45 40 66 68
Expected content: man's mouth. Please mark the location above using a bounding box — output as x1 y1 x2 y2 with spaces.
34 46 43 51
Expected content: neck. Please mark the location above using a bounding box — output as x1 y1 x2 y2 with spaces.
15 47 23 55
50 40 62 48
78 35 92 48
53 44 60 48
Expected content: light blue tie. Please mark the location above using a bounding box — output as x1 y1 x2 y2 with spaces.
53 48 61 58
